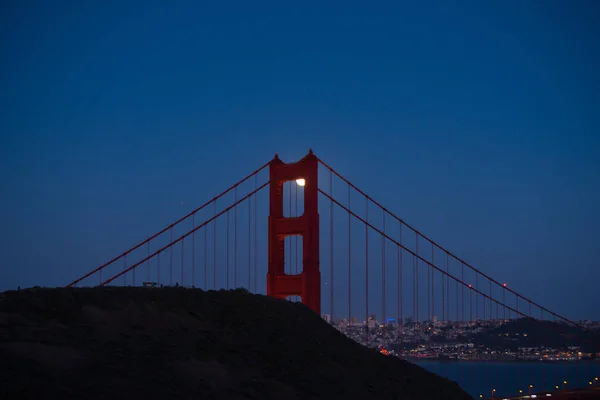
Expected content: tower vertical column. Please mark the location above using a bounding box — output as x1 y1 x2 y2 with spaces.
267 150 320 315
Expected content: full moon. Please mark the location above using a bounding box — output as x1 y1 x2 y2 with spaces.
296 178 306 187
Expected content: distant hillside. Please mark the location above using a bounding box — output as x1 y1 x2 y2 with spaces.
474 318 600 353
0 287 472 400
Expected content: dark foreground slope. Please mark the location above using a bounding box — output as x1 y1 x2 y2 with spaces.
0 287 471 400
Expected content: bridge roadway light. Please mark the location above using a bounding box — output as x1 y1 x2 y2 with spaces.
296 178 305 187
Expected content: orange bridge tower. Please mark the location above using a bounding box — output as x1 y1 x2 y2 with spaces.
267 150 321 314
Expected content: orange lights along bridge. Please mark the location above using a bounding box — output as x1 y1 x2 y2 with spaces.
66 150 599 399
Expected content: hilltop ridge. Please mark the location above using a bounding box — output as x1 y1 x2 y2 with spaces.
0 287 472 399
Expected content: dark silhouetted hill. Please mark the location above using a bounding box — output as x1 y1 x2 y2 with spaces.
0 287 472 399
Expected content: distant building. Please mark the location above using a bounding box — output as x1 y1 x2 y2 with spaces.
368 314 377 329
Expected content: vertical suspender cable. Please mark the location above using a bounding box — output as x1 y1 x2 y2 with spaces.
147 241 151 283
204 224 207 289
213 201 216 289
398 222 403 348
180 240 184 286
227 211 230 289
295 181 299 275
234 186 238 288
382 213 386 327
416 232 419 347
347 185 352 327
248 191 251 290
254 174 258 293
365 198 369 347
329 170 334 321
192 214 196 287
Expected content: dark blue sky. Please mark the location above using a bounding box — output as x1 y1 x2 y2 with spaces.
1 1 599 320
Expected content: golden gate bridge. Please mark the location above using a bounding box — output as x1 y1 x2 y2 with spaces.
66 150 599 399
